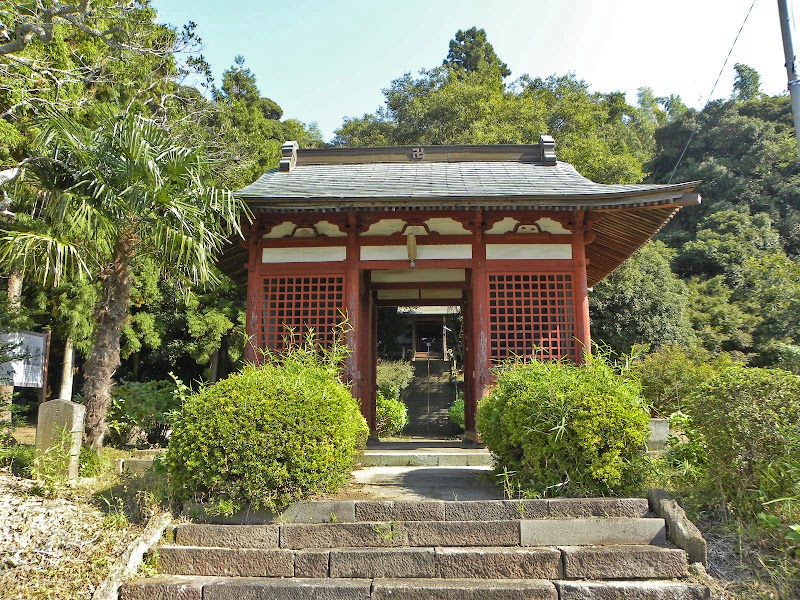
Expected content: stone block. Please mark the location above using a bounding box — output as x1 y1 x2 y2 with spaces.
360 452 438 467
119 576 212 600
521 518 665 546
122 458 154 477
437 453 494 467
435 547 562 579
34 399 84 481
556 581 710 600
355 500 445 522
648 418 670 450
181 503 277 525
174 524 278 548
294 550 330 578
329 548 435 578
403 520 520 547
372 578 558 600
444 500 547 521
203 577 372 600
156 546 294 577
281 501 356 523
279 522 408 549
648 489 708 565
547 498 650 518
560 545 688 579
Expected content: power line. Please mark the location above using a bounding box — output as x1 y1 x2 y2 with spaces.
668 0 759 183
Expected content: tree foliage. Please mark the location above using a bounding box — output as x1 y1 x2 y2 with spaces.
590 242 692 356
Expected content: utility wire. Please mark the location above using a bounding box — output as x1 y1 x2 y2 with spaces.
668 0 759 183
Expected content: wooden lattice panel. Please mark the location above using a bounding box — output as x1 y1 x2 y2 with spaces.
488 273 576 362
260 275 345 350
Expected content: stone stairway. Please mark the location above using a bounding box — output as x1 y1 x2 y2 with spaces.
121 497 710 599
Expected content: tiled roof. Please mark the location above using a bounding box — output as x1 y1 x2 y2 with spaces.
236 161 696 210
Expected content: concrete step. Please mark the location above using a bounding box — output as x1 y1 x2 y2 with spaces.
359 451 493 467
172 516 663 550
154 544 684 581
121 576 709 600
180 497 651 525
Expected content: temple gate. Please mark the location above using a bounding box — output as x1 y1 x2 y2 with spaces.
219 138 699 440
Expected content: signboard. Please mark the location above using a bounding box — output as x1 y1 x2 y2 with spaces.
0 330 49 388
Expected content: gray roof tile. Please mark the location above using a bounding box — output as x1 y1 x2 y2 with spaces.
236 161 687 202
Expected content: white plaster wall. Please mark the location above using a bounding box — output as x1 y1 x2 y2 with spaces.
262 246 346 263
486 244 572 260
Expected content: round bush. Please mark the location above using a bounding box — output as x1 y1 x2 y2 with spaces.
477 357 650 497
375 391 409 437
166 349 368 512
688 365 800 512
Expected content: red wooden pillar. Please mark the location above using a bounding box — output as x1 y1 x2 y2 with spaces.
466 210 490 442
345 212 364 407
368 292 378 437
572 214 591 363
244 223 263 365
461 296 474 439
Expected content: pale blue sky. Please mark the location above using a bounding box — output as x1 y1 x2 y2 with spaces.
153 0 791 141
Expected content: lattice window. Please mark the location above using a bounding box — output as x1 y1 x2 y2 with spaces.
260 275 345 351
488 273 576 362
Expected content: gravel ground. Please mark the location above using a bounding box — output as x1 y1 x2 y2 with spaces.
0 474 139 600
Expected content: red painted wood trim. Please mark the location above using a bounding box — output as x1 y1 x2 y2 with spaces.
483 259 574 272
467 210 490 437
244 235 263 364
357 259 474 270
374 298 465 307
369 281 469 290
345 214 362 400
572 223 591 363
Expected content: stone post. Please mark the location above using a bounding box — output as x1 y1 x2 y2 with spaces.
35 399 85 481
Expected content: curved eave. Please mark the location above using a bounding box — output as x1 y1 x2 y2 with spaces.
238 184 699 213
217 187 699 287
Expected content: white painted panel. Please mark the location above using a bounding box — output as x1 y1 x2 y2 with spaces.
420 289 463 299
361 244 472 261
371 269 466 283
416 244 472 260
537 218 570 234
316 220 347 237
486 244 572 260
360 246 408 261
263 221 296 238
425 217 470 235
363 219 406 236
262 246 346 263
486 217 518 234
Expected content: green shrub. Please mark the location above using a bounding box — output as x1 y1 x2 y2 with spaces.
631 345 736 416
688 365 800 515
448 394 465 430
375 390 408 436
0 444 34 478
376 359 414 400
108 379 179 447
166 342 368 513
477 356 650 497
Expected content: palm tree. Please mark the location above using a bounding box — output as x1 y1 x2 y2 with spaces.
0 109 248 449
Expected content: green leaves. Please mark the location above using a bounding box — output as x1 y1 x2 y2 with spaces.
477 356 650 497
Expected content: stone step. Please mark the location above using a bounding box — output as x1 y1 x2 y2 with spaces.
121 576 709 600
556 580 711 599
358 451 493 467
173 516 664 549
180 497 651 525
154 544 684 580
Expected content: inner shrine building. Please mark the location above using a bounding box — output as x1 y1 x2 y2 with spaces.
221 138 699 440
